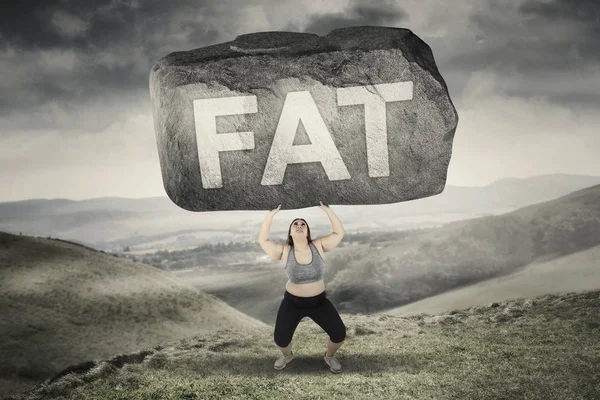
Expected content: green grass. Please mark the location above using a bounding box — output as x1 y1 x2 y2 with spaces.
7 290 600 400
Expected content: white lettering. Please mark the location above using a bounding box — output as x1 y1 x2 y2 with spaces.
191 81 414 189
337 82 413 177
261 91 351 186
193 96 257 188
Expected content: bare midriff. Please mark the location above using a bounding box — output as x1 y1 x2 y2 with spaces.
281 242 326 298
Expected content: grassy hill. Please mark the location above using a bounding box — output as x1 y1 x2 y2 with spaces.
318 184 600 314
5 289 599 400
380 244 600 316
508 183 600 255
0 232 268 398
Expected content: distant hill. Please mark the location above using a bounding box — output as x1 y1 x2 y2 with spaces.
391 173 600 215
0 174 599 252
5 289 600 400
379 244 600 316
0 231 267 397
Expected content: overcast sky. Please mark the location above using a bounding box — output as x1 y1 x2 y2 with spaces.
1 0 599 202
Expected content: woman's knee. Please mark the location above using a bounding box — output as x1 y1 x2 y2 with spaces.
273 329 292 347
274 322 295 347
273 322 291 347
322 299 346 343
330 324 346 343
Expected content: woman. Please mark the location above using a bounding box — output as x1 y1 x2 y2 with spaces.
258 201 347 373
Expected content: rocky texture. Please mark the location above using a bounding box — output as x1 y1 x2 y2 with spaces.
149 26 458 211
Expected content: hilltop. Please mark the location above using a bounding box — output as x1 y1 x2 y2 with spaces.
5 289 599 400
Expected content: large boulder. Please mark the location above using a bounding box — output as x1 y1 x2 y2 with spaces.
150 26 458 211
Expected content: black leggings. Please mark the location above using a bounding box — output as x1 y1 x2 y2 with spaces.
274 290 346 348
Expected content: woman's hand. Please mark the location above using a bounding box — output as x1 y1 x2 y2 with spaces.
319 201 330 211
268 204 282 216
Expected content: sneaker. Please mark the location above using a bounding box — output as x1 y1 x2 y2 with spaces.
274 350 294 370
324 352 342 373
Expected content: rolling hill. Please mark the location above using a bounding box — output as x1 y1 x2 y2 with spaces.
0 231 267 398
379 244 600 316
315 183 600 314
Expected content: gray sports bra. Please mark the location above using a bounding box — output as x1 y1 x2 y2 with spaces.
285 242 326 284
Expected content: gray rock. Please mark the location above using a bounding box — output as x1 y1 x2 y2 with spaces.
425 315 461 325
353 325 377 335
504 307 524 318
523 299 536 308
488 314 511 323
149 27 459 211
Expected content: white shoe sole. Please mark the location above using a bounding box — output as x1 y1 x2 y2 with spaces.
327 366 342 373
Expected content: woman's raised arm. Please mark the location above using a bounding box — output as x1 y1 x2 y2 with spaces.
258 205 285 261
313 201 344 252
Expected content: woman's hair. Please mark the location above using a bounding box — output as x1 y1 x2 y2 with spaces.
286 218 312 246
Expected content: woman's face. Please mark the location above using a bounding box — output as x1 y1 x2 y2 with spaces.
290 219 308 239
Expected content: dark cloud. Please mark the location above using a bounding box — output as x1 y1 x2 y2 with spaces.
442 0 600 107
518 0 600 58
0 0 240 131
0 0 93 50
466 0 600 65
292 0 408 35
0 0 196 51
519 0 600 24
